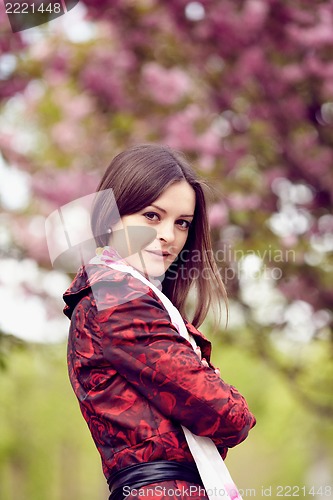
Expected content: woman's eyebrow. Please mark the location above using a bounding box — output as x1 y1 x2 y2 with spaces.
150 203 194 218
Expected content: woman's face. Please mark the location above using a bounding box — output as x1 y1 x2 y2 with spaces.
109 180 196 278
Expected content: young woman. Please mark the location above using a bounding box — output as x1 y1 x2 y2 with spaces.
63 144 256 500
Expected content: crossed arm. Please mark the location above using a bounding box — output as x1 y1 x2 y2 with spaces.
79 282 256 449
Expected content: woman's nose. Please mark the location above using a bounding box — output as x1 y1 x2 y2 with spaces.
158 222 175 243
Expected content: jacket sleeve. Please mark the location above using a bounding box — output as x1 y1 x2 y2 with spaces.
78 278 256 449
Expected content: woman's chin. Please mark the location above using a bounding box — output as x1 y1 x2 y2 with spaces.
123 253 168 280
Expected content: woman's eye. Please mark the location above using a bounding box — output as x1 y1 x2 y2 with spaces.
143 212 191 229
178 219 191 230
143 212 160 221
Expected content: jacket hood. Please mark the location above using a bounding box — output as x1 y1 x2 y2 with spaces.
63 264 127 319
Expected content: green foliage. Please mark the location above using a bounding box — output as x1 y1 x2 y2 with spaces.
1 340 332 499
0 344 107 500
209 334 333 497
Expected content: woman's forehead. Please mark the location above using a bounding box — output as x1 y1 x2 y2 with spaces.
153 181 196 214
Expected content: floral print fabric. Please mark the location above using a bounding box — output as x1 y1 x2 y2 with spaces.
63 263 256 496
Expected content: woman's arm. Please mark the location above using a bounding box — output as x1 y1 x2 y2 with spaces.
74 280 256 449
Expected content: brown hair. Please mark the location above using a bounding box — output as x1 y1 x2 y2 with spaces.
91 143 227 329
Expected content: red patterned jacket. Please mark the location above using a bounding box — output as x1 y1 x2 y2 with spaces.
63 264 256 484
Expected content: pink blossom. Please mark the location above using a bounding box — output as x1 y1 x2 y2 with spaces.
197 127 222 155
197 153 216 172
242 0 269 32
281 64 304 84
304 55 333 79
288 7 333 50
163 105 223 154
277 276 320 308
79 49 135 109
51 121 84 152
228 193 261 211
208 203 229 228
92 46 136 72
163 106 201 150
44 68 69 87
234 47 264 82
322 80 333 99
279 95 305 121
318 214 333 234
281 235 298 248
31 169 99 208
28 41 53 61
141 62 191 105
10 215 50 264
264 167 288 189
80 65 127 109
62 94 94 121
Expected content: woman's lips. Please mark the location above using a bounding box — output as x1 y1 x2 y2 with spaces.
145 250 171 259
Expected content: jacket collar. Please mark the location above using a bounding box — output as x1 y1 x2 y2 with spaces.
63 263 126 318
183 319 212 359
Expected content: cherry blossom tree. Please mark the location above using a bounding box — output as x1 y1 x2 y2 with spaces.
0 0 332 415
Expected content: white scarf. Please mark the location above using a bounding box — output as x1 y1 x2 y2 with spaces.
89 253 243 500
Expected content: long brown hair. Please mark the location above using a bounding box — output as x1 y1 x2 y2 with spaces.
91 143 227 328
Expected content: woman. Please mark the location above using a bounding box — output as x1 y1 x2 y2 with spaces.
63 144 256 500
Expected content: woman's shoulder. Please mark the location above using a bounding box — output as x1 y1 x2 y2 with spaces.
63 263 152 319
